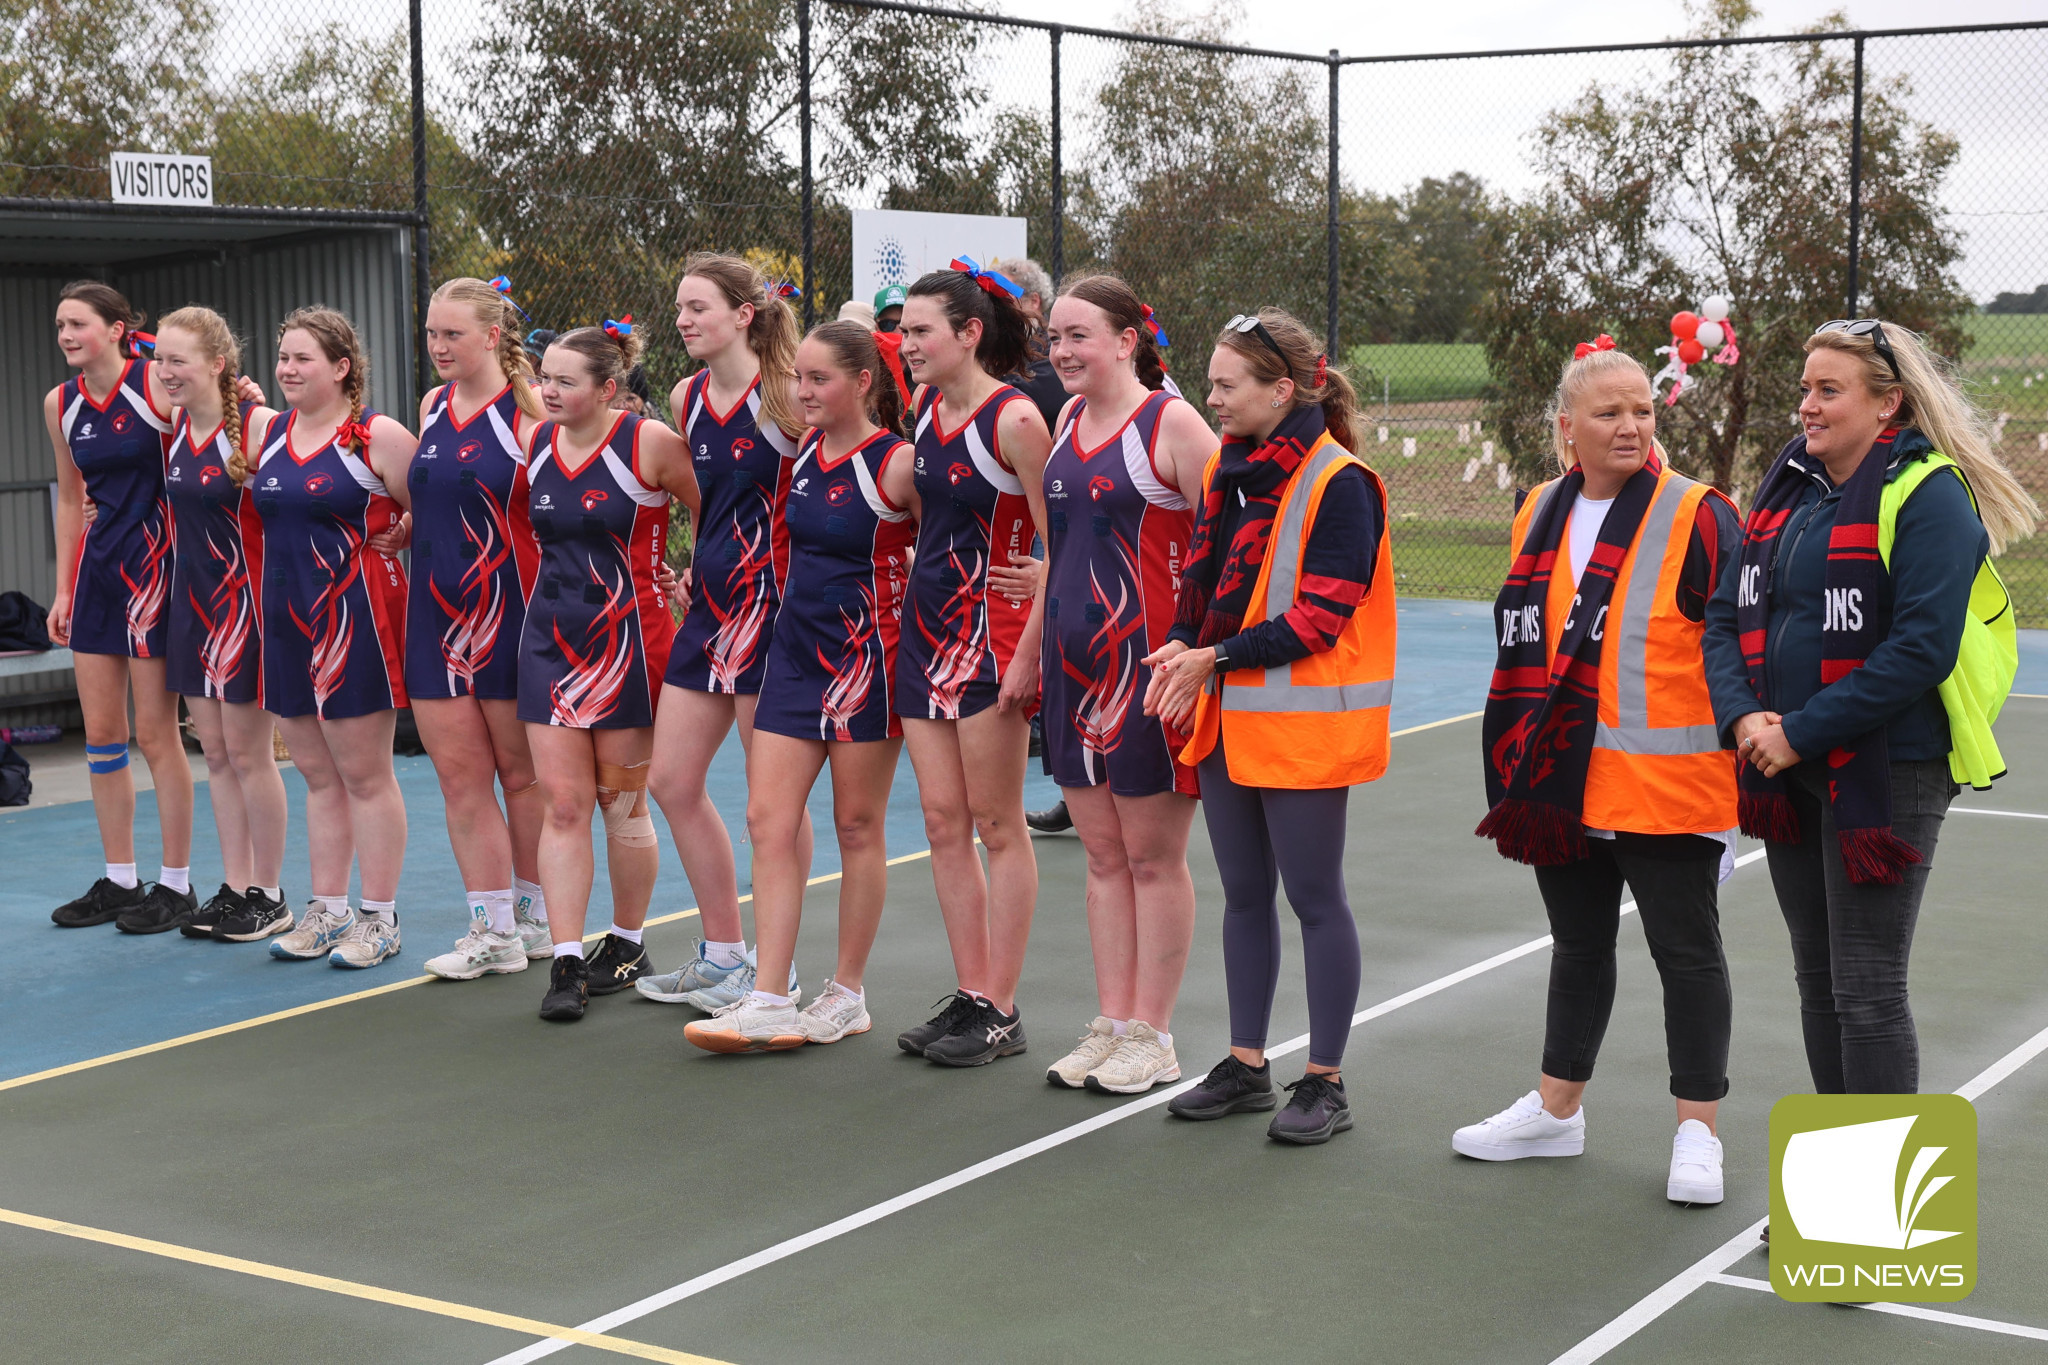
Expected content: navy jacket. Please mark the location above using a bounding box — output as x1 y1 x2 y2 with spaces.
1702 433 1988 763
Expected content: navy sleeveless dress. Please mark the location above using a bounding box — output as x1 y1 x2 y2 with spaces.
58 358 174 657
754 429 917 743
164 402 263 703
1040 392 1197 797
403 383 537 702
516 413 675 730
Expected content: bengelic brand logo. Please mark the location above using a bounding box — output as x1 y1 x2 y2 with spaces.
1770 1094 1977 1303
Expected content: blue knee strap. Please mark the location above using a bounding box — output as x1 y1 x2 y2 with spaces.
85 742 131 774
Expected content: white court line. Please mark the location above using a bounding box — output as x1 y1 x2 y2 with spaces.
1708 1274 2048 1343
1549 1018 2048 1364
480 848 1765 1365
1949 807 2048 821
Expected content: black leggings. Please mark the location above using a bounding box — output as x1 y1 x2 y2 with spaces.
1534 834 1732 1102
1197 739 1361 1069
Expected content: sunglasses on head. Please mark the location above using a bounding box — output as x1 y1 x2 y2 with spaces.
1224 313 1288 368
1816 318 1900 384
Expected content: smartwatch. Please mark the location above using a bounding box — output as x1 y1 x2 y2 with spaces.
1212 642 1232 673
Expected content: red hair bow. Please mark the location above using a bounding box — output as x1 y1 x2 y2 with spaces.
1313 352 1328 385
603 315 634 339
948 256 1023 300
1573 334 1617 360
339 418 375 452
1140 304 1170 348
872 330 912 408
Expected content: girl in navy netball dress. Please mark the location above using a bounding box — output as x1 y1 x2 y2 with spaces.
889 261 1052 1068
147 306 293 941
406 277 555 984
45 282 197 933
641 253 813 1013
1034 276 1215 1095
685 323 918 1055
254 307 417 972
523 323 701 1022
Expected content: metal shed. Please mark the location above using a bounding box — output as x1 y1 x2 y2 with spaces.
1 200 418 725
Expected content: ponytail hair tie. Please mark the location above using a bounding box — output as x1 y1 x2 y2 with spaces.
872 330 912 408
488 275 534 322
1140 304 1170 349
768 279 802 300
339 418 375 451
129 330 158 358
1313 352 1328 386
948 255 1023 300
602 315 634 340
1573 333 1617 360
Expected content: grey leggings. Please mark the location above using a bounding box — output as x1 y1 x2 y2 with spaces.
1197 738 1361 1069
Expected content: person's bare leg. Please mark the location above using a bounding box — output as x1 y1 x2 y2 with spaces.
958 706 1035 1012
319 710 404 903
904 717 991 998
1677 1098 1719 1134
220 702 287 889
128 658 193 871
824 738 903 991
1064 785 1136 1021
1114 790 1197 1032
73 652 137 866
746 731 830 997
1539 1075 1588 1120
480 698 542 886
594 727 657 932
736 693 813 892
413 696 512 896
187 696 252 888
272 713 352 900
526 724 597 945
650 686 744 940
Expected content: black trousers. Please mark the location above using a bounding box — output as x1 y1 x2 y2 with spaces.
1534 833 1732 1102
1766 758 1954 1094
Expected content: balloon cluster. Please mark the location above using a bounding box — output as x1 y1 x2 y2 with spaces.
1652 295 1740 405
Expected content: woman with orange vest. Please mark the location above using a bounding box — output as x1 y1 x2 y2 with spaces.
1453 338 1741 1204
1144 307 1394 1146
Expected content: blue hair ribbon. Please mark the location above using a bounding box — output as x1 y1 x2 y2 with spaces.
948 256 1023 300
487 275 533 322
1140 304 1170 349
602 315 634 339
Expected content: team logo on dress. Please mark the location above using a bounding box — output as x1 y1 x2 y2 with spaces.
200 464 225 486
827 482 854 506
537 493 553 507
1089 475 1116 501
78 421 97 440
948 462 972 486
457 440 483 463
1050 478 1064 495
112 412 134 434
793 478 810 494
264 477 281 489
731 438 754 461
305 473 333 496
581 489 609 511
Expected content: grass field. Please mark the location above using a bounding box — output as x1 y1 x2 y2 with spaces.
1348 342 1489 404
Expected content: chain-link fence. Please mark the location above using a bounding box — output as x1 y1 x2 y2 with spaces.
8 1 2044 621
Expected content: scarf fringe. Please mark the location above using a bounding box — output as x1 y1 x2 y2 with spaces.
1838 827 1925 886
1737 790 1801 843
1475 800 1589 867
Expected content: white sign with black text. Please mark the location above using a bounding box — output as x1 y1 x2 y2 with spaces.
109 152 214 206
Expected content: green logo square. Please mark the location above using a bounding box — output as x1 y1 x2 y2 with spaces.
1769 1094 1977 1302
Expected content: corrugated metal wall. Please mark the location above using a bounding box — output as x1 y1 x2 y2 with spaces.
1 226 414 721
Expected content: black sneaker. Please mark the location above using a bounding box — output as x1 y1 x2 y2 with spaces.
1267 1073 1353 1145
214 888 292 942
584 933 652 995
52 877 146 928
923 998 1027 1067
1168 1055 1279 1120
115 882 200 934
897 991 980 1055
181 883 244 938
540 954 588 1021
1025 800 1073 834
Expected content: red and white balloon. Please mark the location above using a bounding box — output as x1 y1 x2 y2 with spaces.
1653 295 1740 404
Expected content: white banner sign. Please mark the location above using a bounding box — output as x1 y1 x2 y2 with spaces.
850 209 1027 307
110 152 214 206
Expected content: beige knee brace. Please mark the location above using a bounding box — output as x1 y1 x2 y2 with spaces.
595 760 657 848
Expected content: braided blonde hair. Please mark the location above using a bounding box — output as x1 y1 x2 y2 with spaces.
433 277 543 420
158 306 250 483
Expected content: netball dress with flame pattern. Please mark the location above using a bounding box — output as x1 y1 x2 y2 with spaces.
1039 391 1196 796
250 411 409 720
753 429 916 743
516 412 675 730
403 383 538 701
164 401 263 703
58 356 174 657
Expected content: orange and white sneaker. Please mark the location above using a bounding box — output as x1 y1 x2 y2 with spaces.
683 995 806 1054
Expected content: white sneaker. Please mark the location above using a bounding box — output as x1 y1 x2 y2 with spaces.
1668 1119 1725 1204
637 939 747 1004
1452 1090 1587 1160
1046 1017 1123 1089
425 921 528 980
513 902 551 960
329 914 401 970
798 981 872 1043
1083 1021 1181 1094
683 995 806 1054
270 902 355 960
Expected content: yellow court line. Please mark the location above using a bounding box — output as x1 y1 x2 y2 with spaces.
1392 709 1484 737
2012 692 2048 700
0 1205 731 1364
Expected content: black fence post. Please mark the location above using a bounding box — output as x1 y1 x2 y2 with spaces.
1051 26 1064 286
799 0 816 329
1326 50 1340 360
409 0 430 394
1846 33 1865 317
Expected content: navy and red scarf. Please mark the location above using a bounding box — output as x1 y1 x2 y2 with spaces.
1174 404 1323 648
1476 457 1664 865
1733 428 1926 885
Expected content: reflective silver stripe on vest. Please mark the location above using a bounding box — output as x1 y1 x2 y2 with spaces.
1220 442 1391 714
1593 469 1721 758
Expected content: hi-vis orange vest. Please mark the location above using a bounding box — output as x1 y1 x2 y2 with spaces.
1180 433 1396 789
1509 467 1738 834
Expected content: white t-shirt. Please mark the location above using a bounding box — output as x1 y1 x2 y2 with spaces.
1566 492 1614 584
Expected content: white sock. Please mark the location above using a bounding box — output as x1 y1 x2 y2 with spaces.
1110 1018 1129 1037
552 941 584 959
704 939 746 969
249 885 282 903
750 989 792 1007
106 862 138 890
1156 1031 1173 1050
360 898 396 925
966 989 992 1005
316 894 351 919
513 876 547 923
158 865 190 894
483 889 515 935
607 923 643 945
828 980 864 1002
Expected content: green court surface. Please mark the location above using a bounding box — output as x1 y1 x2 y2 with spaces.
2 705 2044 1364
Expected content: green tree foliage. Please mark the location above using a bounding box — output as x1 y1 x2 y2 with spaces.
1985 284 2048 315
1352 173 1499 345
1479 0 1970 491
